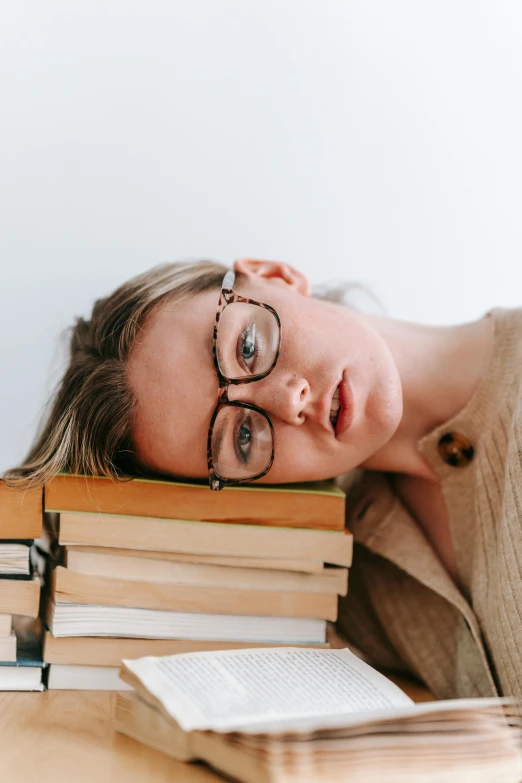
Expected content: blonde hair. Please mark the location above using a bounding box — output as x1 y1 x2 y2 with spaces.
3 260 228 489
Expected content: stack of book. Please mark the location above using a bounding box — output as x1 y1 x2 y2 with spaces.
0 480 45 691
42 474 351 690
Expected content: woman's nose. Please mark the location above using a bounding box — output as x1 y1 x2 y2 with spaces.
229 374 310 425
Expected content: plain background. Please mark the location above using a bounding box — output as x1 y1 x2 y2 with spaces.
1 0 522 472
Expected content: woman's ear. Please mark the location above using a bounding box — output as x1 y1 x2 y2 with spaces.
233 258 311 297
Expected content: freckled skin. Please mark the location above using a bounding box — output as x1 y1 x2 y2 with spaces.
128 260 403 484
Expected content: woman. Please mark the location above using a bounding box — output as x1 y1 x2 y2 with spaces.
5 257 521 706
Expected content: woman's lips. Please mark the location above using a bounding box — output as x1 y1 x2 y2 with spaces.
335 374 354 438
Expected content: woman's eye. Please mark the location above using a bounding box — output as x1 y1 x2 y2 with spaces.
234 420 253 465
241 337 255 361
238 424 251 447
237 321 261 372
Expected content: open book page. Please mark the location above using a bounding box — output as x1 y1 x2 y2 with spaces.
122 646 413 732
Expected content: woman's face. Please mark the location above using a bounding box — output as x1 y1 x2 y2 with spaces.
128 260 403 484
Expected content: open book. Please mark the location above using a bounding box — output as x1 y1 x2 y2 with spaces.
114 647 522 783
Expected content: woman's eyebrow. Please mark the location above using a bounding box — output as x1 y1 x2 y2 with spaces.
205 330 215 368
212 415 228 465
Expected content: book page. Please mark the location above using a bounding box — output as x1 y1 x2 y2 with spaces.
122 647 413 732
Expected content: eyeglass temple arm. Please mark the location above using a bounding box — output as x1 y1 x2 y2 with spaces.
222 270 235 291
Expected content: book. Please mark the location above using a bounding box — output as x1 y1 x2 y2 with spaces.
0 631 16 662
115 647 522 783
46 602 327 643
0 481 42 539
65 545 326 574
47 663 134 691
50 566 338 620
43 632 329 667
0 577 40 617
0 617 44 691
0 614 12 636
56 513 353 566
45 473 346 531
64 548 349 596
0 542 32 576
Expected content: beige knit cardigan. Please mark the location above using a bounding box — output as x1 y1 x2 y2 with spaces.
337 307 522 705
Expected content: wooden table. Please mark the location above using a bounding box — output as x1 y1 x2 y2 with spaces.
0 675 432 782
0 691 219 782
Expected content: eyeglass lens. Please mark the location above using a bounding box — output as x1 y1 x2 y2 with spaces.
216 302 279 379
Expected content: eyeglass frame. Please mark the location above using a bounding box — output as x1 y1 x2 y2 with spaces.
207 270 282 491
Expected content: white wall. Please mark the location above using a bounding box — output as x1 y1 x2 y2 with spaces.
1 0 522 471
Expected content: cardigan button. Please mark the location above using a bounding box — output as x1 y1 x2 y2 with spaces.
438 432 475 467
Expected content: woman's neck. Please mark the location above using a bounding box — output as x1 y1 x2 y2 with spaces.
359 311 494 481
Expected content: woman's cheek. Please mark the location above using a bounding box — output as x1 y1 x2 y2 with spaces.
270 430 333 483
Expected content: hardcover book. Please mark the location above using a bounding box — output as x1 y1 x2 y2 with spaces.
0 482 42 539
45 473 346 531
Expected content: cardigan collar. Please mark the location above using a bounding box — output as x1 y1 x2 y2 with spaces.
347 471 499 697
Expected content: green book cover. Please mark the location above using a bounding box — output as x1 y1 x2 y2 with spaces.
56 473 345 499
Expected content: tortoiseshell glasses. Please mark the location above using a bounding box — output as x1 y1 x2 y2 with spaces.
208 271 282 491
